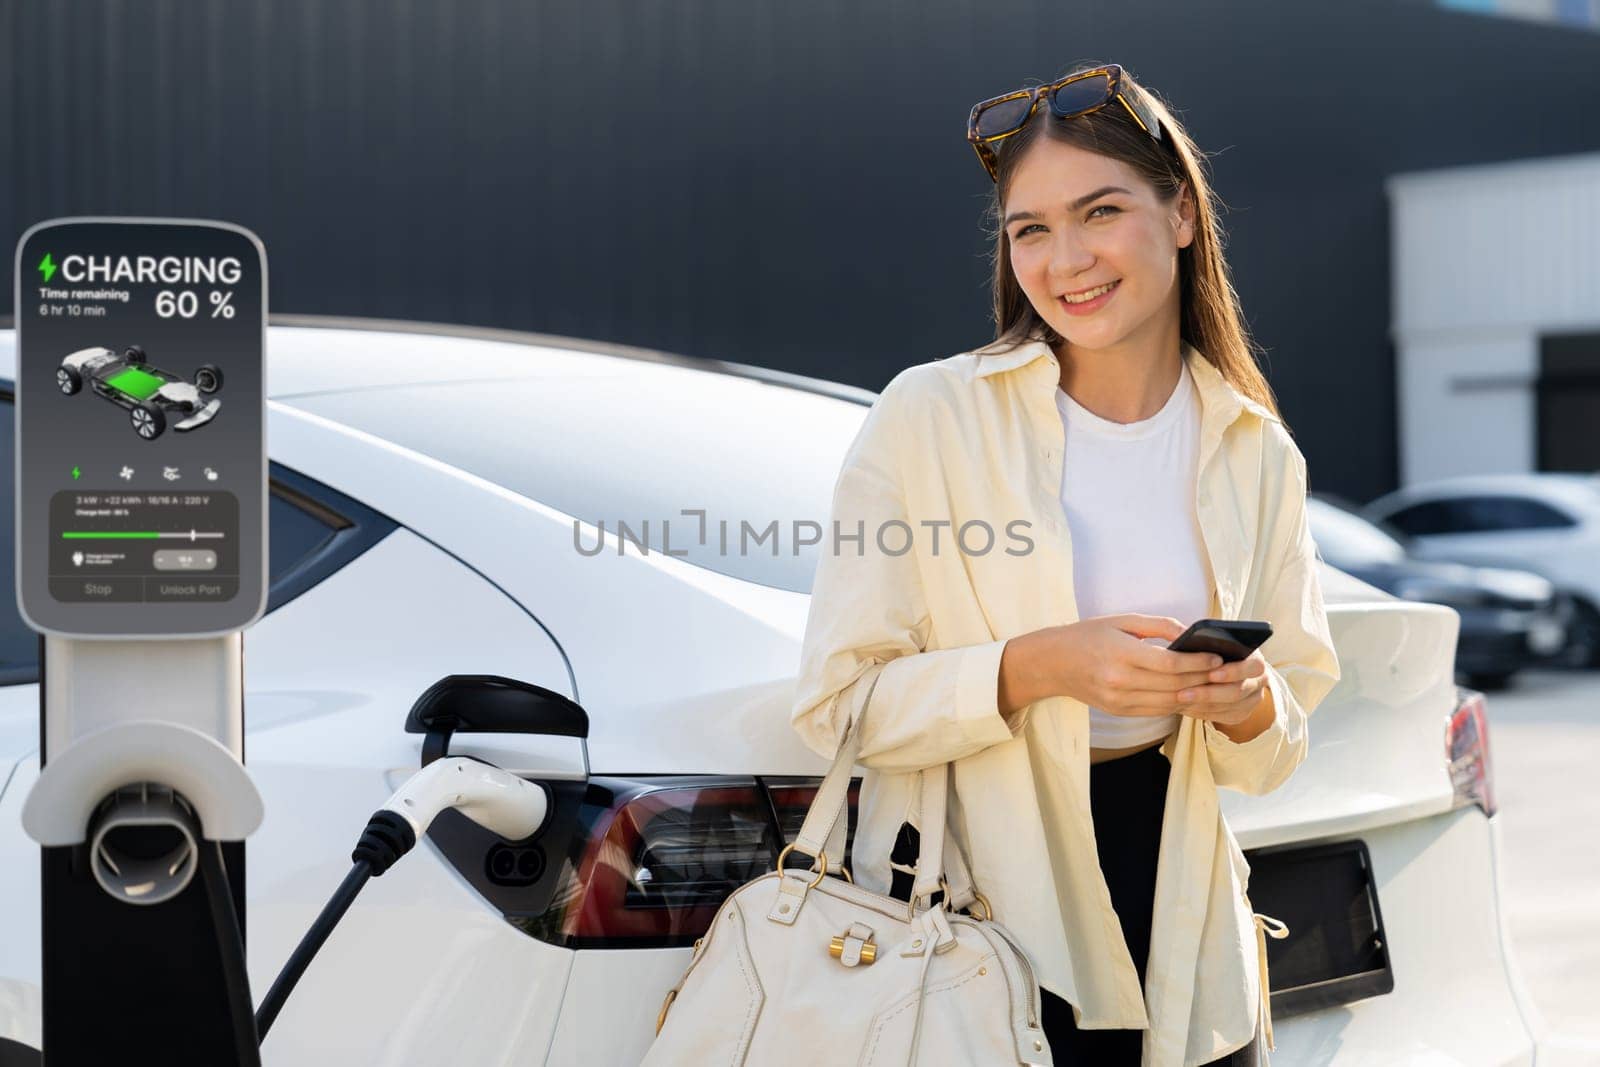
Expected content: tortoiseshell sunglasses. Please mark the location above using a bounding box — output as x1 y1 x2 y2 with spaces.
966 63 1164 182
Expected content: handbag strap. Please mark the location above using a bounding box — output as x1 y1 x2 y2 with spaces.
789 668 979 914
790 674 879 868
908 762 978 912
909 762 947 903
931 765 978 912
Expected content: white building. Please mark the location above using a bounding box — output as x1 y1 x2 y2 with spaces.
1387 151 1600 485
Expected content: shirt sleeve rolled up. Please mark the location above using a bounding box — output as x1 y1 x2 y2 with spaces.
791 382 1026 775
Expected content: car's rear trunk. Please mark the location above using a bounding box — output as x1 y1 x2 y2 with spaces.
1225 570 1464 848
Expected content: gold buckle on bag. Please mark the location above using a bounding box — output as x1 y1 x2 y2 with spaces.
775 843 851 886
828 934 878 965
936 876 994 921
829 922 879 966
775 843 828 889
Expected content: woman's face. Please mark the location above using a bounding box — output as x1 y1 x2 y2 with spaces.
1002 136 1194 354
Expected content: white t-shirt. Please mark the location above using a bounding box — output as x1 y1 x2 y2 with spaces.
1055 356 1214 749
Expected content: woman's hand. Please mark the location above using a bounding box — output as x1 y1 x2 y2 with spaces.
1002 613 1226 719
1170 647 1269 728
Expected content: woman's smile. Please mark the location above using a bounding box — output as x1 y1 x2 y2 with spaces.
1059 279 1120 315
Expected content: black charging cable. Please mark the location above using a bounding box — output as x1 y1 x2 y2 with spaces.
198 840 263 1067
253 811 416 1042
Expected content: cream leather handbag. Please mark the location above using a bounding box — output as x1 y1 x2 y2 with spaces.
642 688 1052 1067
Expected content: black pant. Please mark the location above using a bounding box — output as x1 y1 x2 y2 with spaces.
886 743 1256 1066
1039 742 1253 1067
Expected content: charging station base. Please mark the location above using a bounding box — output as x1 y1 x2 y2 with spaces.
41 842 248 1061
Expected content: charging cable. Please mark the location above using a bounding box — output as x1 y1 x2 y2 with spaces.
254 757 547 1041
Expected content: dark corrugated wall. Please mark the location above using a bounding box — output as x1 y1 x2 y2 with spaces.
6 0 1600 501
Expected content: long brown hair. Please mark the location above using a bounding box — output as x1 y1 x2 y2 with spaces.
974 60 1282 422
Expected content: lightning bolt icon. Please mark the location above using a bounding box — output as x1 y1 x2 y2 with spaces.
71 466 81 480
38 254 57 283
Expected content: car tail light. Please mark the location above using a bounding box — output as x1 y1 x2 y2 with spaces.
556 775 866 946
427 773 861 949
559 780 782 945
1446 688 1496 817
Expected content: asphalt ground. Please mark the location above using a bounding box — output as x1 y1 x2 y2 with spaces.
1480 667 1600 1060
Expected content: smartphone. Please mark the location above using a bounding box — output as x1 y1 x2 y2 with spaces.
1167 619 1272 663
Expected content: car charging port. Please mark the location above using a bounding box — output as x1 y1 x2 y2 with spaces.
487 843 546 886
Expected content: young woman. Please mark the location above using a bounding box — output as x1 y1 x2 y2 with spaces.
790 62 1341 1066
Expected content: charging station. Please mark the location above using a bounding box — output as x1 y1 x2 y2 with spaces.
13 218 268 1064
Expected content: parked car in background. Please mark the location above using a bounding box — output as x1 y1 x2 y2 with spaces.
1363 474 1600 669
0 322 1549 1064
1308 494 1567 689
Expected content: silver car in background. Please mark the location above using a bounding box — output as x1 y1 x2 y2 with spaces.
1365 474 1600 668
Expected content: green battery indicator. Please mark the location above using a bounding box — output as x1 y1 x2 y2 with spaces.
102 366 167 401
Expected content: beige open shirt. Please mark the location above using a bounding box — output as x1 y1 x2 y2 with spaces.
790 338 1342 1067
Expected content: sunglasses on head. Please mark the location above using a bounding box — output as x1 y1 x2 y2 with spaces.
966 63 1165 183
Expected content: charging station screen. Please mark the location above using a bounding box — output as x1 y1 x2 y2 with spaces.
14 219 267 637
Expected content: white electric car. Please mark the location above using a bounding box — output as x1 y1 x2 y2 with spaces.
0 321 1549 1065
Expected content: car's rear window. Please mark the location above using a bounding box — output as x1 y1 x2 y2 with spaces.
281 368 870 593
